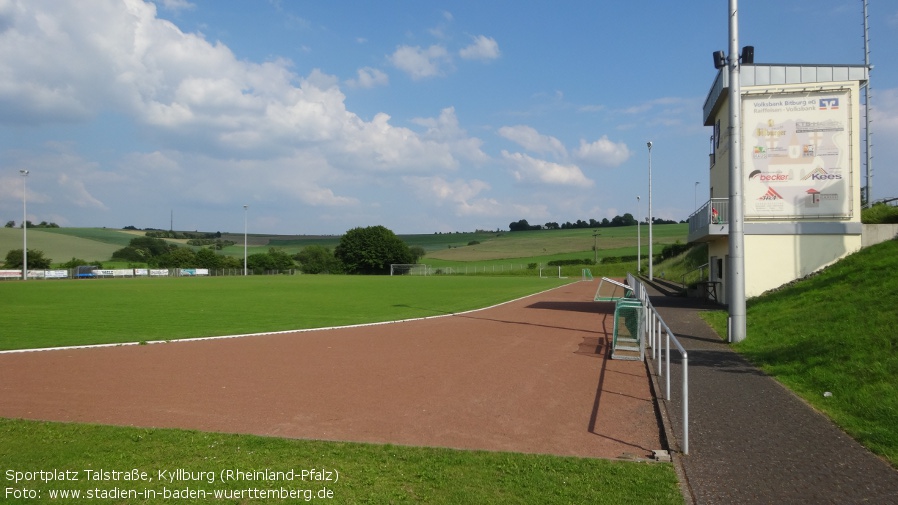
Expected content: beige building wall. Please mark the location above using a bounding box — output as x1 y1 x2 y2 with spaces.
701 75 865 302
744 234 862 297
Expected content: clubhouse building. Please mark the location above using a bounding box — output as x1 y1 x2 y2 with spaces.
689 63 869 303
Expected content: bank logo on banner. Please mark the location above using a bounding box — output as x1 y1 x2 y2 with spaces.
819 97 839 110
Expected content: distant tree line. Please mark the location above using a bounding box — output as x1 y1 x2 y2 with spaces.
510 215 683 232
5 220 60 228
2 225 423 276
144 230 223 240
104 225 424 275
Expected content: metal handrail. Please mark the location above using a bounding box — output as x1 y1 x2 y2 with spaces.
680 262 709 289
627 273 689 455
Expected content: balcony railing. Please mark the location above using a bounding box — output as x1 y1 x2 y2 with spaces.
688 198 729 238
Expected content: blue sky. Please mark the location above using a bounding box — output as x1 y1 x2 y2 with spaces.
1 0 896 235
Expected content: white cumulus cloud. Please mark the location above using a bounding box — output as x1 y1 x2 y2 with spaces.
459 35 500 61
574 136 630 167
389 44 452 80
498 125 567 159
346 67 389 89
502 151 593 187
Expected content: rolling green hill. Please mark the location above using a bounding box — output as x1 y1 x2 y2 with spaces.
0 224 689 268
0 228 125 264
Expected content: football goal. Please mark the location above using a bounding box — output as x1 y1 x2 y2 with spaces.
594 277 633 302
539 266 563 278
390 264 430 276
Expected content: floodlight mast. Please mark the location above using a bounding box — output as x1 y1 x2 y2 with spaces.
646 141 653 281
243 205 248 276
727 0 747 342
20 170 29 281
863 0 873 206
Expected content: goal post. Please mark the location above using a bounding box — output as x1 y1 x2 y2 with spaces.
539 266 562 278
390 264 430 276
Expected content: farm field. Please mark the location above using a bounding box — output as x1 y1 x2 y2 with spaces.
0 228 125 264
1 224 688 269
426 225 686 262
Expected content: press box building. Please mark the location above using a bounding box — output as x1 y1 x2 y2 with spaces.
689 63 869 302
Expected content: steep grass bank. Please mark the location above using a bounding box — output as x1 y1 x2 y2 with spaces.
702 239 898 466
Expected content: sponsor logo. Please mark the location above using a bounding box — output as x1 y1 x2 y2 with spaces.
749 170 790 182
801 167 842 181
752 146 767 158
819 97 839 110
806 188 839 206
755 128 786 137
802 145 815 157
758 187 783 201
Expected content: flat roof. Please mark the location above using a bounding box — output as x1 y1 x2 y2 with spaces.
703 64 868 125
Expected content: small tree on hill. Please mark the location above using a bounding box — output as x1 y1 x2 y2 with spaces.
335 225 414 274
4 249 52 269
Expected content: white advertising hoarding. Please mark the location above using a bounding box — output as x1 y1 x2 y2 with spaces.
742 90 852 219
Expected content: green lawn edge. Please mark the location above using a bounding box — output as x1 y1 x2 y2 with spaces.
0 417 681 504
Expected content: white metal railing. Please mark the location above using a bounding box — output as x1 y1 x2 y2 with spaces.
627 273 689 455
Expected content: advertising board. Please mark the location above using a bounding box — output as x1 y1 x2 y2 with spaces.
742 90 852 219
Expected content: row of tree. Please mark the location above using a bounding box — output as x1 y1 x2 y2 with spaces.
101 225 424 274
509 215 683 231
2 225 423 275
4 220 60 228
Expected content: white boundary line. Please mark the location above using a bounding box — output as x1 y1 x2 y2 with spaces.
1 282 575 355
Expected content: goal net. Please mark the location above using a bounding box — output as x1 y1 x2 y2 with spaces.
594 277 633 302
390 264 430 276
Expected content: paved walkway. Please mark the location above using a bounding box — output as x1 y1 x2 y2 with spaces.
643 282 898 504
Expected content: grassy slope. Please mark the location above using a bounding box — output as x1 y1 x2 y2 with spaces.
2 225 687 264
702 238 898 466
425 225 687 262
0 228 125 264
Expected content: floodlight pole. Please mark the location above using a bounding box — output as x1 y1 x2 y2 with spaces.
647 141 653 281
727 0 747 342
863 0 873 206
243 205 248 276
592 230 599 264
636 196 641 273
694 181 700 210
20 170 29 281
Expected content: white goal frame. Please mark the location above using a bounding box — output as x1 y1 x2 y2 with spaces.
390 264 430 276
539 266 563 278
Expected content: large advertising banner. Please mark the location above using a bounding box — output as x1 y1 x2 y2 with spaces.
742 90 852 218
